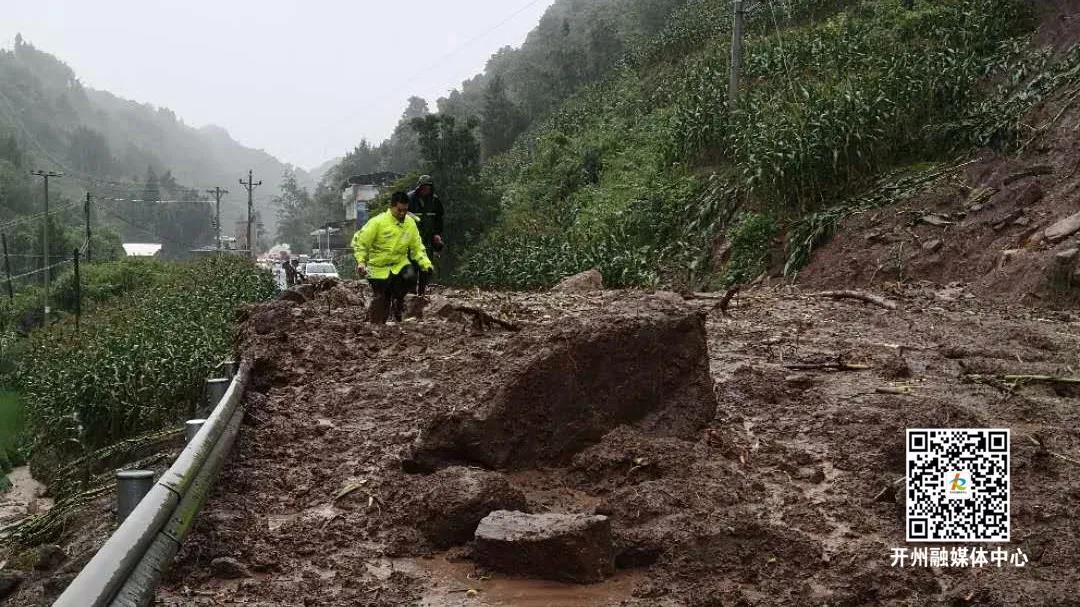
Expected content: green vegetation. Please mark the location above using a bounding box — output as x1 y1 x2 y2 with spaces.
722 213 778 286
16 256 274 490
286 0 1080 290
452 0 1053 289
0 390 26 477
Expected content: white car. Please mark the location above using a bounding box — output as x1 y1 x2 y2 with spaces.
303 262 339 280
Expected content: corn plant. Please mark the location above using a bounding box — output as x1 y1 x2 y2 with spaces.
17 256 274 487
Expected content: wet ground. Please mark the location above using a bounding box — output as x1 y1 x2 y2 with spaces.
0 467 52 527
157 283 1080 606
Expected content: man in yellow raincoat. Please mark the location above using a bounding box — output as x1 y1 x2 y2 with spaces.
351 191 433 323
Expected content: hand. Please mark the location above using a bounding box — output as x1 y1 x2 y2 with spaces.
356 264 367 277
433 234 443 247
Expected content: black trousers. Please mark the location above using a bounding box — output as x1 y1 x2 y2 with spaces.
368 266 417 324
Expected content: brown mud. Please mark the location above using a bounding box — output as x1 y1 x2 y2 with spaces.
155 284 1080 606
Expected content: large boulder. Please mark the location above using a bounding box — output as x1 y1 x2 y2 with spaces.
405 296 716 471
474 510 615 583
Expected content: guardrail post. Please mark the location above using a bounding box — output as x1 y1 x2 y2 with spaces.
219 360 238 379
204 378 230 413
185 419 206 443
116 470 155 523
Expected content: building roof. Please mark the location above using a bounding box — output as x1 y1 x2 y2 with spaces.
122 243 163 257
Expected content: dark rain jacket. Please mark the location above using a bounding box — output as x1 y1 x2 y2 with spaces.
407 188 444 249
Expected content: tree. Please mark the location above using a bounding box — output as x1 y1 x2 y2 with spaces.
69 126 112 175
480 75 527 158
273 170 315 252
383 96 430 172
411 114 498 274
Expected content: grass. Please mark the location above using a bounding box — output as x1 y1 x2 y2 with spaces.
0 388 26 491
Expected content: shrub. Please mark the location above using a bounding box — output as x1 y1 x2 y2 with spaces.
17 256 274 487
722 212 778 286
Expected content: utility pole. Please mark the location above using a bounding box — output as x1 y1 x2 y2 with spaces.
206 187 228 254
30 170 62 320
238 170 261 259
84 192 92 262
729 0 746 107
2 233 12 302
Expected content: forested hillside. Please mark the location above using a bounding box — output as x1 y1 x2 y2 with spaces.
0 36 306 262
308 0 1080 293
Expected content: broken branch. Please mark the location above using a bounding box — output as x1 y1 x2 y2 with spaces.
449 305 522 331
783 361 871 371
815 290 898 310
965 374 1080 385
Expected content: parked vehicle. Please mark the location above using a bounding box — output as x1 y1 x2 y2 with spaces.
303 262 339 280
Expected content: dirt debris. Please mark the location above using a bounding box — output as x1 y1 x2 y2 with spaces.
155 284 1080 606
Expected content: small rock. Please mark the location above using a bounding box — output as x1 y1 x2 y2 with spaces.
922 239 943 253
1046 211 1080 242
552 269 603 293
0 570 25 599
998 249 1022 269
921 214 952 227
1013 216 1030 227
279 289 307 304
210 556 252 579
1055 248 1079 263
33 545 66 571
1013 182 1045 207
42 573 76 599
410 467 528 549
474 510 615 583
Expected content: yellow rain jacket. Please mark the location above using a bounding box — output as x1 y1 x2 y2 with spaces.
351 210 433 280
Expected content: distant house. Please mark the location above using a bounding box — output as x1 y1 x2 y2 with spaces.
121 243 162 257
342 172 399 227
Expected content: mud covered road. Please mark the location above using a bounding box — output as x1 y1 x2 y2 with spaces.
157 283 1080 606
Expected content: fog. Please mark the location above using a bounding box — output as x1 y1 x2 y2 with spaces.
0 0 556 169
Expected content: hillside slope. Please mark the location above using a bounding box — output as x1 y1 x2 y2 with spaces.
797 0 1080 306
440 0 1080 304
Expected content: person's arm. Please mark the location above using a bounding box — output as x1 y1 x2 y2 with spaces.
352 218 377 273
407 220 433 271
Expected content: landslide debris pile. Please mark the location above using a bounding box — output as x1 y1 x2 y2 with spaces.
158 283 1080 606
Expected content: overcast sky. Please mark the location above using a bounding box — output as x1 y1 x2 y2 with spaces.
0 0 557 170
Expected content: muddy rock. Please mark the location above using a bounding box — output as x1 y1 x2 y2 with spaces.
210 556 252 579
552 269 603 293
1045 211 1080 242
278 289 307 304
32 544 66 571
407 299 716 470
474 510 615 583
0 570 25 599
407 467 528 548
42 573 76 599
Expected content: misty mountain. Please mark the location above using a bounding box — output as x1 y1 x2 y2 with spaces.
0 35 307 245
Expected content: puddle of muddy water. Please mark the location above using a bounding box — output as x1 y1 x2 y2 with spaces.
392 555 643 607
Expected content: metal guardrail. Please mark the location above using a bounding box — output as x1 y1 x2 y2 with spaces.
53 359 252 607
